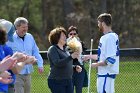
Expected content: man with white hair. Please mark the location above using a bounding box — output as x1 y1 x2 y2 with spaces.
7 17 44 93
0 19 37 93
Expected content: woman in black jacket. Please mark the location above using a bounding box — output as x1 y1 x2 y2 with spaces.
47 26 80 93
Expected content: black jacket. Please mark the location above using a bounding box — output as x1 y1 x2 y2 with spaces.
47 45 73 80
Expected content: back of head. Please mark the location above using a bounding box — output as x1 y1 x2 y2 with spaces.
0 25 7 44
0 19 13 33
0 19 15 42
97 13 112 26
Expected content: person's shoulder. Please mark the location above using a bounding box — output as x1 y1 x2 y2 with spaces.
48 45 56 50
3 44 9 47
3 44 11 49
100 33 112 41
48 45 57 52
3 44 13 53
26 33 33 37
104 32 116 38
6 40 14 45
108 32 118 36
108 32 118 39
25 33 34 39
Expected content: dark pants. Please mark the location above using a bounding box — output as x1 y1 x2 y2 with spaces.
72 68 85 93
8 84 14 93
48 79 73 93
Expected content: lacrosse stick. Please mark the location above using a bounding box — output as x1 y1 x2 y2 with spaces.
87 39 93 93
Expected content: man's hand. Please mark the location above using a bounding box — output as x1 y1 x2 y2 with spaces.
91 63 98 68
82 55 98 61
38 67 44 74
91 61 107 68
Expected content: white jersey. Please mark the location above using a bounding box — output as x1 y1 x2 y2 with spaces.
97 32 119 75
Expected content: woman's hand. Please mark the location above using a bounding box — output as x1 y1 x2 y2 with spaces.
0 77 13 84
76 65 82 73
71 52 80 59
0 56 17 72
0 71 11 78
12 52 27 62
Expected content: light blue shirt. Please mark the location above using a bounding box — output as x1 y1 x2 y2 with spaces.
6 32 43 74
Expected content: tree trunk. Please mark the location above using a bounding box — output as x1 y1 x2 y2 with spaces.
41 0 54 48
100 0 107 13
83 0 101 47
62 0 75 28
19 0 31 18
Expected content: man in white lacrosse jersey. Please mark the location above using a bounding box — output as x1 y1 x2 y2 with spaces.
91 13 120 93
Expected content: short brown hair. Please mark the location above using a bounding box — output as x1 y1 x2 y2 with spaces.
48 27 66 45
97 13 112 26
0 26 7 44
68 26 78 34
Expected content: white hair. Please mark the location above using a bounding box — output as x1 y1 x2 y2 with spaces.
14 17 28 28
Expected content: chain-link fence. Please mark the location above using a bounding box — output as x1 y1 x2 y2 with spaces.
31 48 140 93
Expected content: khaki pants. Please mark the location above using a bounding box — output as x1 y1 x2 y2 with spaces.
14 74 31 93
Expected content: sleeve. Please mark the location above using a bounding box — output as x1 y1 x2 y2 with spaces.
105 56 116 65
31 36 43 68
72 65 77 70
3 44 13 56
48 46 73 67
4 45 15 84
104 35 118 65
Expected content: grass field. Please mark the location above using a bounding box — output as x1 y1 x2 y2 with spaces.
31 61 140 93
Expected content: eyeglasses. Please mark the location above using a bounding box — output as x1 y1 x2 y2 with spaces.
69 33 77 35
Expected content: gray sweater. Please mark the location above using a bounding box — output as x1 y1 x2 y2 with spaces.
47 45 73 80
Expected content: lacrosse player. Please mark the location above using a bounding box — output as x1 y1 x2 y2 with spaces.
91 13 120 93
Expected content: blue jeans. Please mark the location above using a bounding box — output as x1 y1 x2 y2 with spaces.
48 79 73 93
73 68 86 93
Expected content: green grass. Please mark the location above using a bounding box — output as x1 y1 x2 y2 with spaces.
31 61 140 93
31 63 51 93
115 62 140 93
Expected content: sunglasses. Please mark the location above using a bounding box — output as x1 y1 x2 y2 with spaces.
69 33 77 35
